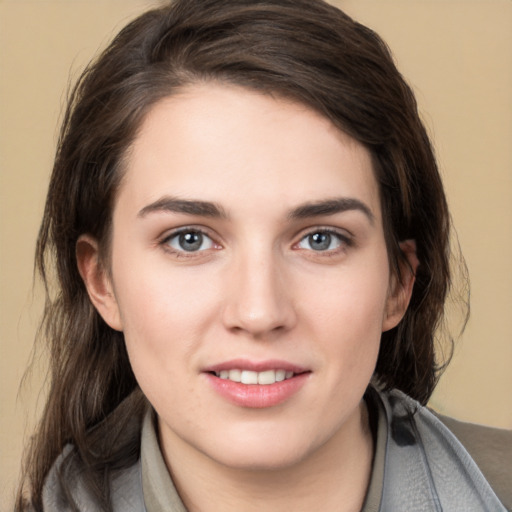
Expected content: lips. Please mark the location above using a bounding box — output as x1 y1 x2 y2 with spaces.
204 359 310 408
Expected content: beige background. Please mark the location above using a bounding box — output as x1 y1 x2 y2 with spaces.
1 0 511 508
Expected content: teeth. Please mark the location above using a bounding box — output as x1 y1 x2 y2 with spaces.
228 369 241 382
275 369 286 382
215 369 296 385
258 370 275 385
241 370 258 384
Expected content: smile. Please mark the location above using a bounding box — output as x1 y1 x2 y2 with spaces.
205 361 311 408
213 369 295 385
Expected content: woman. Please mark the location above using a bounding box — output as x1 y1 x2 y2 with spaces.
17 0 511 510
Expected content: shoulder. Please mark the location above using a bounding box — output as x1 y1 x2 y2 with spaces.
376 388 511 510
41 390 148 511
42 446 101 511
42 447 144 511
435 412 512 511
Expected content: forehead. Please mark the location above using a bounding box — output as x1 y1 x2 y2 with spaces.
118 83 381 221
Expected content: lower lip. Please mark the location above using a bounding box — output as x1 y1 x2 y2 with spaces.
205 373 310 408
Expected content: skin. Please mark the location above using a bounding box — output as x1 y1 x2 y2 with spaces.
78 84 416 511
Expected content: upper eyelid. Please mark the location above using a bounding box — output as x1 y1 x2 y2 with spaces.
295 225 353 240
157 225 353 247
160 225 217 242
160 227 221 257
293 227 354 253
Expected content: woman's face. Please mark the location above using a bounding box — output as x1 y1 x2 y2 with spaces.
83 84 410 471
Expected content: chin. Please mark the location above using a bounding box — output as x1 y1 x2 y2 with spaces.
201 427 318 472
214 448 309 473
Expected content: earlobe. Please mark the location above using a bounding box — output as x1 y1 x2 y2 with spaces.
382 239 419 332
76 235 123 331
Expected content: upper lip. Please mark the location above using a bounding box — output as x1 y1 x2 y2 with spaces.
203 359 309 374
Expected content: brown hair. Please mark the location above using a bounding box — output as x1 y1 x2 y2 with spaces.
19 0 459 509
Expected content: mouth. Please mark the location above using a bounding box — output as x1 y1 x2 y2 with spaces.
210 369 297 385
204 360 311 408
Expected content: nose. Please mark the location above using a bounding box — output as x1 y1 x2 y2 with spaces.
222 250 297 338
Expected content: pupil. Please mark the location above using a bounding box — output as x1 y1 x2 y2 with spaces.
179 232 202 251
310 232 331 251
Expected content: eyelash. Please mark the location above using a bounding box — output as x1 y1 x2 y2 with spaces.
159 226 353 258
160 227 220 257
294 228 353 255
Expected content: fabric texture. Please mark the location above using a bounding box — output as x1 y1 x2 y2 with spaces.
41 388 511 511
377 390 508 511
41 446 145 512
437 411 512 510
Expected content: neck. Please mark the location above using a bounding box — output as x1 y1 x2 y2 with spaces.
159 400 374 512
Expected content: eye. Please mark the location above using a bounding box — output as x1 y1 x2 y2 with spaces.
165 229 216 253
296 230 348 252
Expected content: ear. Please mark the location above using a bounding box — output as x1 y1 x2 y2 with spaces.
76 235 123 331
382 239 419 332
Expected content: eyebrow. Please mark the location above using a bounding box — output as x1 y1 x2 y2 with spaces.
138 196 228 219
288 198 374 224
138 195 374 224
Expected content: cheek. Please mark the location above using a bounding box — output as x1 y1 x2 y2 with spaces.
112 261 242 394
117 280 216 339
305 262 390 334
111 268 218 414
301 257 390 373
